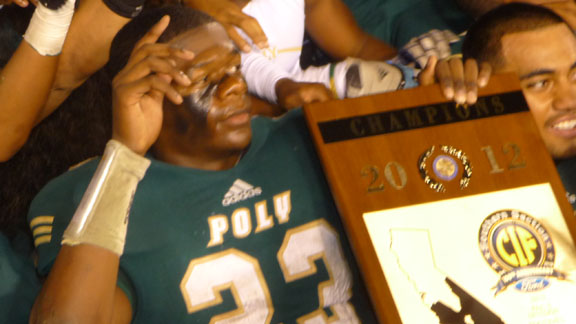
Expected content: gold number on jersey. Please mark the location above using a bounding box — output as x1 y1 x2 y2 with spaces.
180 249 274 323
277 220 360 324
180 221 359 323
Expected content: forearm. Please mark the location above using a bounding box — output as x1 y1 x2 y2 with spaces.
242 53 292 103
29 245 124 324
43 0 129 118
0 41 58 162
305 0 396 61
30 140 149 324
352 34 398 61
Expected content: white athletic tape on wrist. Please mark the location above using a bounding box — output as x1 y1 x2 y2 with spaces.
23 0 75 56
62 140 150 255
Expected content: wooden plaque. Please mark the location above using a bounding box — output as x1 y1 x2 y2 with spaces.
304 73 576 324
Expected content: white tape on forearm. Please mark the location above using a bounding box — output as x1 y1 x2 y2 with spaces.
23 0 75 56
62 139 150 255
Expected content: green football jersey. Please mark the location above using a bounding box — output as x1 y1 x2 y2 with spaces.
556 157 576 211
0 233 40 324
29 109 378 323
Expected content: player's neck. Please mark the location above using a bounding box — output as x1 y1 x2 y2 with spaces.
152 131 245 171
152 146 243 170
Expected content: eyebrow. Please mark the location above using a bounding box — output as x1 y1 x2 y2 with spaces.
519 61 576 80
519 69 554 80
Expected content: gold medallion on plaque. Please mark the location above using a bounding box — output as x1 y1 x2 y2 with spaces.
418 145 472 192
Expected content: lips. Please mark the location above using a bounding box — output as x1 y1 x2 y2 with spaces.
548 114 576 138
222 107 251 126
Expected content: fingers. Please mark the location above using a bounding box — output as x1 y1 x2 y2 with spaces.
114 14 197 104
121 53 192 87
225 25 252 53
127 45 195 73
464 58 479 104
435 57 491 105
478 62 492 88
418 55 438 86
125 14 194 72
115 72 183 106
132 15 171 54
277 81 333 109
448 58 466 105
300 84 333 104
217 6 268 51
435 59 454 101
10 0 29 7
114 47 196 109
235 15 268 50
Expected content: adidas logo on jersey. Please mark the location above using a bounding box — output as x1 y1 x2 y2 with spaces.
222 179 262 206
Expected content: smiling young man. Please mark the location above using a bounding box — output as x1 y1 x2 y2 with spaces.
27 6 378 323
462 3 576 208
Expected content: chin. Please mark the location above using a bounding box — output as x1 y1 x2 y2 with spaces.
548 143 576 161
227 132 252 151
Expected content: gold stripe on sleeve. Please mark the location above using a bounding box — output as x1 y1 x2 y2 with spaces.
30 216 55 228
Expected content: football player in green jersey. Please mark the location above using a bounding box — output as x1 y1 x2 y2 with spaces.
28 6 378 323
27 5 489 323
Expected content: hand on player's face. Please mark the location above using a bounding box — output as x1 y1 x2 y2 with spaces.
111 15 196 155
168 22 247 113
167 21 252 153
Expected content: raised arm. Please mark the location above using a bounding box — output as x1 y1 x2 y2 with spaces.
304 0 397 61
0 0 73 161
29 16 194 324
41 0 133 118
0 0 135 161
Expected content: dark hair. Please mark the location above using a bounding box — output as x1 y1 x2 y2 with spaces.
105 5 214 79
0 5 34 68
454 0 502 18
462 3 566 69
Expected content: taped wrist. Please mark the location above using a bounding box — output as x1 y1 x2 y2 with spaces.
23 0 75 56
62 140 150 255
102 0 143 18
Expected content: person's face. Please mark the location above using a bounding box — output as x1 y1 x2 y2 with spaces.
169 22 252 153
500 23 576 159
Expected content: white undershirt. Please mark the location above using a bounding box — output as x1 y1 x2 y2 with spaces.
239 0 347 102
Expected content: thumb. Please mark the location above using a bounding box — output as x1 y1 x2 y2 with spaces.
418 55 438 86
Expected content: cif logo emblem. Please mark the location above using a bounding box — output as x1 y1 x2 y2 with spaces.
479 210 561 294
479 210 554 273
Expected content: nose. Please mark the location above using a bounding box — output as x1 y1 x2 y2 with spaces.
215 72 248 100
553 79 576 111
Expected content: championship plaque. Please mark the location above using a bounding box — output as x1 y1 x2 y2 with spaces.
303 73 576 324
